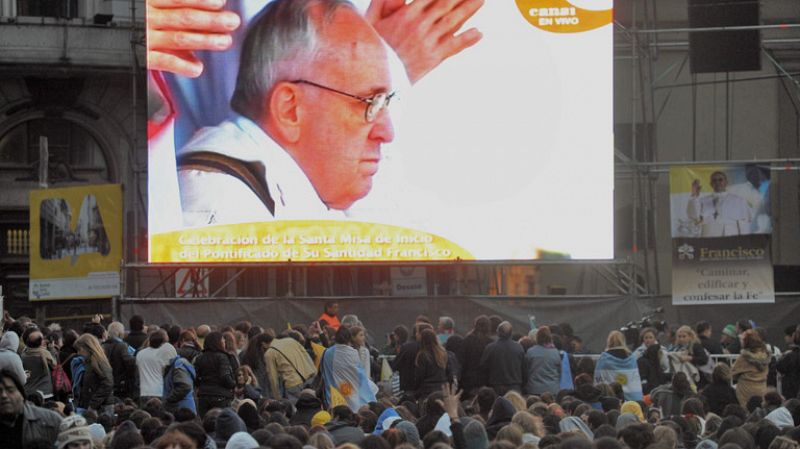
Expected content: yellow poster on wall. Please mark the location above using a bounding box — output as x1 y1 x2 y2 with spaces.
29 184 122 300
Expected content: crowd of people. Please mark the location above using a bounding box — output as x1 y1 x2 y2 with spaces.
0 302 798 449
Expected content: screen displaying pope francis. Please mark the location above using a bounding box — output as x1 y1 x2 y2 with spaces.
146 0 614 263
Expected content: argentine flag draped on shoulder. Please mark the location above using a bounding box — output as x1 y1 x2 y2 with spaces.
594 349 643 401
321 343 377 411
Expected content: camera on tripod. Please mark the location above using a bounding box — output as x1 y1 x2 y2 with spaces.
619 307 666 349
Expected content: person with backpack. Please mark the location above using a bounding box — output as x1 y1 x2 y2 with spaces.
163 354 196 414
74 333 114 415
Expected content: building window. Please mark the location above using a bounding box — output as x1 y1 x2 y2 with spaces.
0 118 110 182
17 0 79 18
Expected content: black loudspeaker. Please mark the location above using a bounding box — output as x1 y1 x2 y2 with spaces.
688 0 761 73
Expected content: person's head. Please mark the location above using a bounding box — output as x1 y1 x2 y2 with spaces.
737 320 753 334
56 415 93 449
696 321 712 338
334 325 352 345
710 171 728 193
438 317 455 335
106 321 125 340
654 426 678 449
606 330 627 351
768 437 800 449
232 0 395 211
639 328 657 346
222 331 237 353
196 324 211 339
350 326 366 348
75 333 111 373
712 363 732 385
393 325 409 345
676 326 699 347
618 423 655 449
741 329 766 352
0 370 25 420
130 315 144 332
204 331 225 352
783 325 798 345
149 329 168 349
473 315 491 338
497 321 513 340
417 328 447 367
25 329 44 348
323 301 339 317
672 372 693 397
681 398 705 417
236 365 257 386
536 326 553 346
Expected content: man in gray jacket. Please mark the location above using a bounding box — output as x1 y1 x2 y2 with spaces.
0 369 61 448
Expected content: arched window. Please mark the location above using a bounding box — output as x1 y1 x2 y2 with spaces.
0 118 111 183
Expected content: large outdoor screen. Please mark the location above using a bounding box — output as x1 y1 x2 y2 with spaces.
147 0 613 263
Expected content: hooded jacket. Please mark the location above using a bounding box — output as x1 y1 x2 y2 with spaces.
290 393 323 426
485 397 515 439
213 408 248 447
0 332 26 386
764 407 794 429
559 416 594 440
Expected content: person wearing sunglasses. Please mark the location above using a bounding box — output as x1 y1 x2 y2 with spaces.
177 0 399 226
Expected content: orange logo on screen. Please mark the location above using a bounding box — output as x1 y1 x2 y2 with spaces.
516 0 612 33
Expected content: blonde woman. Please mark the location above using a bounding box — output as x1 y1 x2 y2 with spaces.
672 325 710 386
593 330 643 401
74 333 114 413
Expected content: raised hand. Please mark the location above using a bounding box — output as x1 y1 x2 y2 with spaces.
147 0 241 77
367 0 485 84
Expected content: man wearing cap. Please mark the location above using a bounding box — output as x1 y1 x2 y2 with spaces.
721 325 738 354
0 369 61 449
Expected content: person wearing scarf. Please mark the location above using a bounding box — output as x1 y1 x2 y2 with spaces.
594 331 643 401
731 329 771 407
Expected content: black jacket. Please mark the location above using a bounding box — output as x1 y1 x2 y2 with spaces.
413 352 451 399
776 345 800 399
78 363 114 410
195 349 236 398
479 338 525 391
101 338 136 398
700 335 724 355
700 381 739 415
125 330 148 353
392 341 419 393
637 355 667 395
459 333 492 392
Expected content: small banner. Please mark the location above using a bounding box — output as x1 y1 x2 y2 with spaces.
669 165 774 305
29 184 123 300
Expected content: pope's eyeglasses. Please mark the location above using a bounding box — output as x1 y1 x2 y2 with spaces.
291 79 395 123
